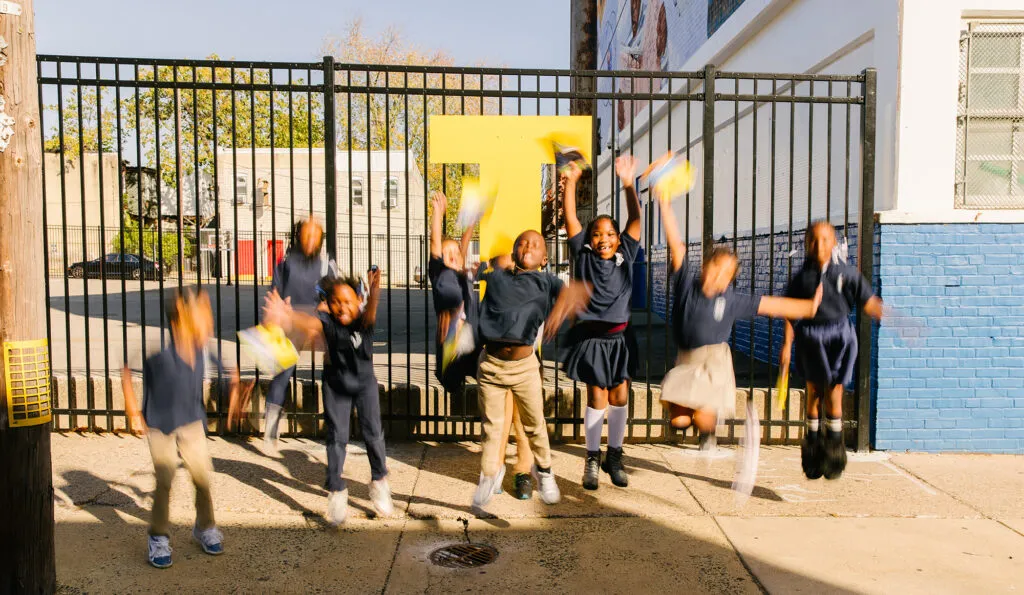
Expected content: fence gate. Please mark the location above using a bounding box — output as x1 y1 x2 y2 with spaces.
37 55 875 448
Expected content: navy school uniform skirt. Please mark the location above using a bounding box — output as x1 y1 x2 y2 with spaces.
794 319 858 388
563 321 633 389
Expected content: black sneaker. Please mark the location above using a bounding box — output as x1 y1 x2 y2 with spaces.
822 432 848 480
513 473 533 500
601 447 629 488
801 432 824 480
698 431 717 451
582 450 601 491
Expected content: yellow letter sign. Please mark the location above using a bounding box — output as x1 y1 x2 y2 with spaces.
429 115 592 261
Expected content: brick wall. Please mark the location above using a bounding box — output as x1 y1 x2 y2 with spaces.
874 223 1024 453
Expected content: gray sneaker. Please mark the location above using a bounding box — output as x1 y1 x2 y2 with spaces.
326 489 348 526
531 465 561 505
472 466 506 509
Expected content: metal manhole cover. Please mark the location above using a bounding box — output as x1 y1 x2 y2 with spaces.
429 543 498 568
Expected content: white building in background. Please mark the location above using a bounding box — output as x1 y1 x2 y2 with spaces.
595 0 1024 454
210 148 427 282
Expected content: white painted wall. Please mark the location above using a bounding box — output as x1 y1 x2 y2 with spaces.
596 0 1024 242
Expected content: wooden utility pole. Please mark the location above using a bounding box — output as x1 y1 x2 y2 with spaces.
0 0 57 592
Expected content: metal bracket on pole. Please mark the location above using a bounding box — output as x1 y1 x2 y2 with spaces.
0 1 22 15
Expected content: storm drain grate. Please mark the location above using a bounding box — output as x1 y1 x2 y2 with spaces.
429 543 498 568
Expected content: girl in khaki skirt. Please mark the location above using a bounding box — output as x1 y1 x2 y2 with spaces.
657 190 822 448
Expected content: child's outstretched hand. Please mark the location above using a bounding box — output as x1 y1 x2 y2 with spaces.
430 190 448 215
544 281 592 342
367 267 382 292
562 161 583 185
615 154 638 186
263 289 292 329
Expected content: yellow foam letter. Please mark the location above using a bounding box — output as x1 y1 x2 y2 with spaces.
429 116 592 262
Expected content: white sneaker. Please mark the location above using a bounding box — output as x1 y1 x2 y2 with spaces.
532 465 561 505
369 477 394 517
472 465 506 509
326 489 348 526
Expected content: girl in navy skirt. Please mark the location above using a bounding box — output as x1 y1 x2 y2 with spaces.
782 221 883 480
263 218 326 456
657 191 822 447
560 156 641 490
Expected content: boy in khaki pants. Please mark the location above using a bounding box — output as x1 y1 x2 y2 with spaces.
472 230 589 510
122 287 245 568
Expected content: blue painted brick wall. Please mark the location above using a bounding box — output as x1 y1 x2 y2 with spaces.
875 223 1024 453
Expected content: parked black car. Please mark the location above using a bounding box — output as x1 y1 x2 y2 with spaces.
67 254 163 280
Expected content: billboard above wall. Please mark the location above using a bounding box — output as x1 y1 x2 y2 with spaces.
596 0 747 149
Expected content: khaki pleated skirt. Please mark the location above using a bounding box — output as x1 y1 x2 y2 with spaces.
659 343 737 419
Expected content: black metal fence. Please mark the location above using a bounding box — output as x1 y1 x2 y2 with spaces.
37 55 876 448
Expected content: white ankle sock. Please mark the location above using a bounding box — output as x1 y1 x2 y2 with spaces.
807 418 820 433
827 417 842 433
584 407 606 452
606 405 628 449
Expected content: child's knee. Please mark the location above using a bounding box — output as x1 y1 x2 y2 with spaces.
670 414 692 430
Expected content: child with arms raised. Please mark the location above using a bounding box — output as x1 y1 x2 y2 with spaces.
560 156 642 490
264 267 393 526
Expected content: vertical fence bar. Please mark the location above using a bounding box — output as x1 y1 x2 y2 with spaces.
74 62 95 426
212 65 224 431
856 69 877 453
95 66 112 428
701 65 716 261
323 56 338 261
37 59 54 393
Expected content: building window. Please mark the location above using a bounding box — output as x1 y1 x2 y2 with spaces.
384 177 399 209
957 21 1024 209
352 177 363 207
235 173 249 206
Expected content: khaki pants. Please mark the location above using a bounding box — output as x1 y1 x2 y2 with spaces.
478 353 550 476
147 420 215 537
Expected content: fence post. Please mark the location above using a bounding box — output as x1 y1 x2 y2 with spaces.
323 56 338 261
701 64 716 261
856 67 877 452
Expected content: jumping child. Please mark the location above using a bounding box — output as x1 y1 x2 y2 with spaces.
656 189 822 448
781 221 883 480
263 267 393 526
428 191 536 499
472 230 589 509
122 287 242 569
264 218 326 455
560 156 642 490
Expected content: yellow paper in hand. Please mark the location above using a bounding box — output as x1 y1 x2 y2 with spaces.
238 324 299 376
775 370 790 411
457 176 499 229
644 153 696 200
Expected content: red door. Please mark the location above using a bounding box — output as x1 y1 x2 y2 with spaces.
237 240 255 276
267 240 284 276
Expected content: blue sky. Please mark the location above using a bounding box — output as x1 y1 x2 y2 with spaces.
36 0 571 68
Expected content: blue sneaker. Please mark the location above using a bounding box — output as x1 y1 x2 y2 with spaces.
192 524 224 555
148 535 173 569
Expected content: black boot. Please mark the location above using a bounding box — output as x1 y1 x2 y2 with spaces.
601 447 629 487
583 451 601 490
823 430 847 480
801 431 824 480
514 473 533 500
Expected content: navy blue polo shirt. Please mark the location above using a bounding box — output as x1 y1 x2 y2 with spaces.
671 262 762 350
271 251 324 307
320 312 376 394
568 231 640 324
785 260 873 323
141 342 222 434
428 256 478 328
478 267 563 346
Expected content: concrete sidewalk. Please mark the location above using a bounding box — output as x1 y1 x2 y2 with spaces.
51 434 1022 594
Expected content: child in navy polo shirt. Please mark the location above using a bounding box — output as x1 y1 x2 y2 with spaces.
782 221 883 480
427 190 536 499
472 230 589 510
656 192 822 449
264 267 393 526
560 155 642 491
122 287 242 569
264 218 326 456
